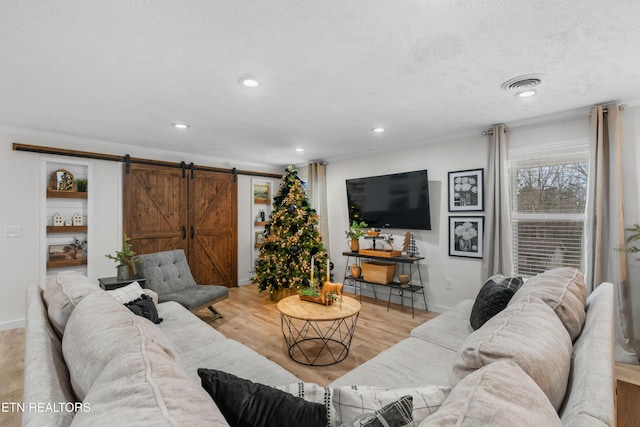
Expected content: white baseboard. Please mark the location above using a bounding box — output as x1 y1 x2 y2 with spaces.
0 318 25 331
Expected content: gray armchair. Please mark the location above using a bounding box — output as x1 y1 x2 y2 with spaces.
134 249 228 319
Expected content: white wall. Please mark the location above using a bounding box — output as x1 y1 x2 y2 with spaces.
0 127 281 330
326 134 488 313
326 106 640 348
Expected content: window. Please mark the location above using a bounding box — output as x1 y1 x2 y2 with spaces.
509 148 589 276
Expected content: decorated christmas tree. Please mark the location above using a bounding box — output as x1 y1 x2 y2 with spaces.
253 166 328 296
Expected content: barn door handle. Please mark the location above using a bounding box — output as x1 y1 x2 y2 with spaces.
182 226 186 240
190 226 195 239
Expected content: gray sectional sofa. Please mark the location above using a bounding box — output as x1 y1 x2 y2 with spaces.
23 267 615 426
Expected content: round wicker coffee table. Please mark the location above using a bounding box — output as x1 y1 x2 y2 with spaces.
277 295 361 366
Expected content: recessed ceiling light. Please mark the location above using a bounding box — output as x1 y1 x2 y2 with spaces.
172 123 190 129
372 127 385 133
516 90 536 98
240 78 259 87
295 148 304 152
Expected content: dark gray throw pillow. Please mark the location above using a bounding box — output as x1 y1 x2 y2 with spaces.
124 293 163 324
469 280 515 330
198 368 327 427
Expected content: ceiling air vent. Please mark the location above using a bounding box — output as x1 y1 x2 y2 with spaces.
501 75 542 91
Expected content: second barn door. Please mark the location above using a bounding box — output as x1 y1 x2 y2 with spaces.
123 162 237 287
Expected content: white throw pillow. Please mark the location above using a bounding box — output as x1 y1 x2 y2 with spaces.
43 271 102 336
509 267 586 341
451 296 572 411
331 385 450 426
107 281 144 304
421 361 562 426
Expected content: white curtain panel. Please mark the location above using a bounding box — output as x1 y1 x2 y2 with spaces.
481 124 514 281
584 103 638 364
308 161 330 255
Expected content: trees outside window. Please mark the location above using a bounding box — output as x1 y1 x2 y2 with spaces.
510 152 589 276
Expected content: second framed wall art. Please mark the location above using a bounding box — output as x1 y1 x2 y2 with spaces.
449 216 484 258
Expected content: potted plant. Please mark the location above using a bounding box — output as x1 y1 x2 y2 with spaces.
345 220 368 252
71 236 87 260
384 234 395 251
75 178 88 192
105 234 139 280
615 223 640 261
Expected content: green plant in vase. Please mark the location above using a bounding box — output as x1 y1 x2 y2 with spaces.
299 287 320 298
75 178 88 192
345 220 368 252
71 236 87 260
105 234 139 280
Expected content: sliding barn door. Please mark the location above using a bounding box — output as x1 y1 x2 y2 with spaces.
123 163 189 255
189 170 237 287
123 163 238 287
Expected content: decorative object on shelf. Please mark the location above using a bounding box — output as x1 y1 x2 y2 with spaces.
350 264 361 279
49 169 75 192
53 213 64 226
64 219 72 226
49 243 79 261
384 234 395 252
615 223 640 261
345 220 368 252
73 213 83 226
253 165 328 298
75 178 88 192
398 274 411 287
402 231 419 257
449 216 484 258
259 210 266 221
253 184 271 204
366 228 380 237
105 234 140 280
255 231 264 247
362 261 396 284
448 169 484 212
71 236 87 259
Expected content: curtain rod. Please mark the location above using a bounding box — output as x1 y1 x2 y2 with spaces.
481 103 628 136
12 143 283 179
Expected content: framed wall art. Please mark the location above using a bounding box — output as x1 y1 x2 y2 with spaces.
255 231 265 248
449 216 484 258
253 184 270 204
448 168 484 212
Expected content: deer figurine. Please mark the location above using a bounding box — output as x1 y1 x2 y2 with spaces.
321 282 343 308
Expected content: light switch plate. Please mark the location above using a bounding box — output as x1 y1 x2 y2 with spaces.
4 226 22 238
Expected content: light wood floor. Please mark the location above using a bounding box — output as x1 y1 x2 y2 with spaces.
1 284 639 426
194 285 436 385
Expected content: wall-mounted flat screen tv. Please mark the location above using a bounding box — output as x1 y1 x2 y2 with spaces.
346 169 431 230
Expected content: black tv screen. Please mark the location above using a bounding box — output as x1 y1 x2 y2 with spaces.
346 170 431 230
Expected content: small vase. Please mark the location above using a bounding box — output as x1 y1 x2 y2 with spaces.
385 242 394 252
349 238 360 252
116 265 129 281
350 264 361 279
458 238 471 252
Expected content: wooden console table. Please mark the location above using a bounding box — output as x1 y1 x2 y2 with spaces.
342 251 427 317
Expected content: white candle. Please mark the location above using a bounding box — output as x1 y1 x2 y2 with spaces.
326 258 330 279
310 256 314 282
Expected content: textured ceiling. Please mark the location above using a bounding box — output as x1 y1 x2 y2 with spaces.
1 0 640 167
